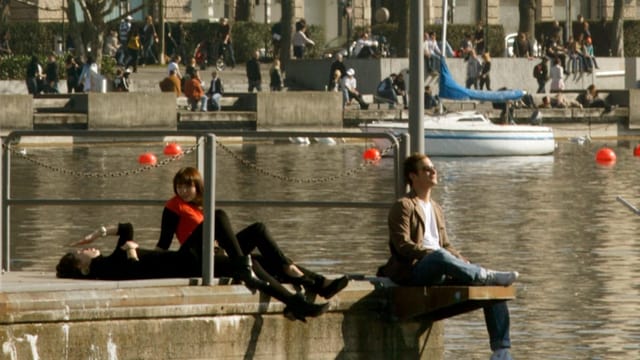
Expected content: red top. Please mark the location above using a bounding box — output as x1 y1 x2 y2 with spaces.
164 195 203 244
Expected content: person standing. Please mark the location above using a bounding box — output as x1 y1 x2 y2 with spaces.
25 55 43 95
549 57 565 93
167 55 182 79
65 55 79 94
126 26 141 73
533 57 549 94
246 49 262 92
465 50 482 89
269 59 283 91
218 18 236 68
77 55 100 92
478 52 492 91
0 31 12 56
473 21 485 55
378 153 518 360
292 20 315 59
118 15 133 66
142 15 159 65
44 53 59 93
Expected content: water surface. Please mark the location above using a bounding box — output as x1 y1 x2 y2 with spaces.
5 139 640 359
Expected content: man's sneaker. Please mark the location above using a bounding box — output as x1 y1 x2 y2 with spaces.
485 270 519 286
490 348 512 360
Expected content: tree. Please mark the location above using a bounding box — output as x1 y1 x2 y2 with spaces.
65 0 119 64
611 0 624 56
518 0 536 41
279 0 294 66
236 0 255 21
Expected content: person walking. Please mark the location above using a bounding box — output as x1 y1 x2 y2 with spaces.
142 15 159 65
478 52 492 91
533 57 549 94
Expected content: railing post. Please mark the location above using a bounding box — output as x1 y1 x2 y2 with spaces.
196 135 205 174
1 140 5 271
202 134 216 285
396 133 410 197
1 139 9 272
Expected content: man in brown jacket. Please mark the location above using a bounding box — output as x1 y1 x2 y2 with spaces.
378 153 518 360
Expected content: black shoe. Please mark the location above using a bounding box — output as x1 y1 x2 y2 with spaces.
316 276 349 299
234 255 269 289
283 294 329 322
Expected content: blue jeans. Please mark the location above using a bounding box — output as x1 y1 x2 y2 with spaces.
411 249 511 351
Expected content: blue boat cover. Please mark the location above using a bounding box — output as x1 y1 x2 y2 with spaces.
438 60 524 102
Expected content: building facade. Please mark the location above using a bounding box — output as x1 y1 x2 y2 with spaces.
4 0 638 38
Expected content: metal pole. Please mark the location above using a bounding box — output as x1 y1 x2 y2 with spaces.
1 141 9 271
409 0 425 154
160 0 166 65
565 0 570 44
397 133 411 196
202 134 216 285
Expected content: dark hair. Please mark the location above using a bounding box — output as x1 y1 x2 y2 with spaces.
403 153 428 186
173 167 204 207
56 253 84 278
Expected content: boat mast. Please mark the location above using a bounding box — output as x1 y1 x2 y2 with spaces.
408 0 425 154
440 0 448 114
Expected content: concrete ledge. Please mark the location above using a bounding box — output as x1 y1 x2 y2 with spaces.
0 273 444 359
87 92 177 130
0 94 33 130
178 111 257 130
256 91 343 129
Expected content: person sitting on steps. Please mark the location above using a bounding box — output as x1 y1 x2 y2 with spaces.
340 68 369 110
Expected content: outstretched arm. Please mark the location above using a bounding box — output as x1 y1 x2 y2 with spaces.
68 224 118 247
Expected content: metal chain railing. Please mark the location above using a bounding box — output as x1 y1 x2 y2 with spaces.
3 137 398 183
3 140 202 178
215 140 398 184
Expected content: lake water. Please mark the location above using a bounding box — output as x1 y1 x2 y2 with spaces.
4 139 640 359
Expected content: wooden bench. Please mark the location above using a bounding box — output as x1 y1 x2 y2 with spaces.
364 277 516 321
389 285 516 321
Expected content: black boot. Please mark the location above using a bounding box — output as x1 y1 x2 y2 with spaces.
291 274 349 300
233 255 269 289
316 276 349 299
283 293 329 323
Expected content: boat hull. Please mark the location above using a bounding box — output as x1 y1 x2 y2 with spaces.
362 124 556 156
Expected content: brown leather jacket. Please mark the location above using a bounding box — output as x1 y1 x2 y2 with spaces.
378 192 462 285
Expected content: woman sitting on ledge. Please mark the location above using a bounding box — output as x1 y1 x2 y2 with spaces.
56 222 331 322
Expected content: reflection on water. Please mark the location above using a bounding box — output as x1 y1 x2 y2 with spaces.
5 140 640 359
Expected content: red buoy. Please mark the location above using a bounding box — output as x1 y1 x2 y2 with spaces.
363 148 381 161
634 144 640 157
163 143 183 156
138 152 158 166
595 147 616 165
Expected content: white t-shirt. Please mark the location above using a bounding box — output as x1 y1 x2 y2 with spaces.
419 200 440 250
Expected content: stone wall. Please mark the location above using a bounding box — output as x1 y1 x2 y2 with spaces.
0 279 443 359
